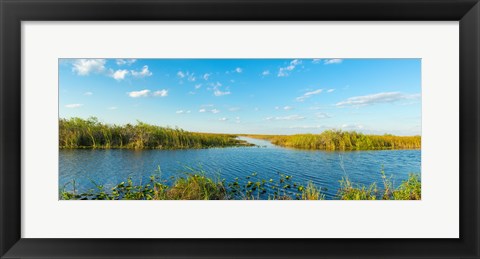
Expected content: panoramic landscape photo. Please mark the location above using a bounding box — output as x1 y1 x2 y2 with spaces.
59 58 421 200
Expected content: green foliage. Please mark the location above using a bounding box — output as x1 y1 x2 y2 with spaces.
337 172 421 200
391 174 422 200
337 177 378 200
246 130 421 151
59 117 252 149
60 168 420 200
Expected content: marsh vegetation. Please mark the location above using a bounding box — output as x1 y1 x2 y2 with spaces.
59 117 252 149
60 168 421 200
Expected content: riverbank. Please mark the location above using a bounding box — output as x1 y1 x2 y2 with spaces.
60 169 421 200
244 131 421 151
60 117 253 149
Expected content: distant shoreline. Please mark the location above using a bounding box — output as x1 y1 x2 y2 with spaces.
59 117 421 151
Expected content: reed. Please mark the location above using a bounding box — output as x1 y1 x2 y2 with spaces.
246 130 421 151
59 117 252 149
60 169 420 200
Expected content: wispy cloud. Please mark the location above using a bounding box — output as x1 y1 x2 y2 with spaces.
203 73 211 80
194 84 202 89
235 67 243 73
324 59 343 65
187 73 196 82
108 106 118 110
72 59 106 76
219 117 228 121
116 59 136 66
266 115 305 121
199 107 220 114
341 123 364 130
176 110 191 114
283 106 294 110
214 89 231 96
296 89 323 102
177 71 185 78
209 81 230 96
128 89 150 98
312 59 321 64
131 65 152 78
316 112 331 119
278 59 302 77
65 103 83 108
110 69 129 81
327 89 335 93
336 92 420 107
228 107 240 112
153 89 168 97
177 71 195 81
83 92 93 96
262 70 270 76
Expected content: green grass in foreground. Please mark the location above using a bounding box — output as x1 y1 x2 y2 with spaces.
60 169 421 200
59 117 252 149
245 130 421 151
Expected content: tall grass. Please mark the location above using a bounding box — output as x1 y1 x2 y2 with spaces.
246 130 421 151
60 169 420 200
59 117 251 149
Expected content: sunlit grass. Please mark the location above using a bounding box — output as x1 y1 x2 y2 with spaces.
59 117 252 149
245 130 421 151
60 168 420 201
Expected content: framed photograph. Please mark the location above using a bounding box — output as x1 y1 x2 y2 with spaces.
1 0 479 258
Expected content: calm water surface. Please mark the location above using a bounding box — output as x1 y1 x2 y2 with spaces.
59 137 421 199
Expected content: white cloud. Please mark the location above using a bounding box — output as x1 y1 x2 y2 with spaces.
214 89 230 96
316 112 331 119
128 89 150 98
108 106 118 110
219 117 228 121
130 65 152 78
296 89 323 102
72 59 106 75
187 73 196 82
283 106 294 110
83 92 93 96
278 59 302 77
235 116 241 123
153 89 168 97
336 92 420 107
176 110 191 114
312 59 321 64
235 67 243 73
194 84 202 89
116 59 136 66
228 107 240 112
177 71 186 78
199 107 220 114
262 70 270 76
203 73 211 80
327 89 335 93
266 115 305 121
65 103 83 108
111 69 129 81
324 59 343 65
341 123 364 130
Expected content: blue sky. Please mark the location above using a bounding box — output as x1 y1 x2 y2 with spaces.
59 58 421 135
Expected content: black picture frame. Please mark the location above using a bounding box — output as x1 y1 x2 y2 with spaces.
1 0 479 258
